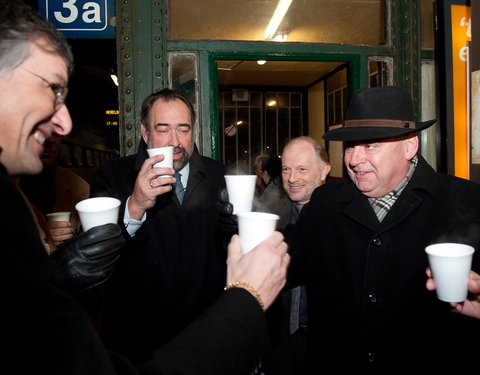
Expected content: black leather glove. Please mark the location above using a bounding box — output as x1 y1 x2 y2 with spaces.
50 223 125 295
216 188 238 235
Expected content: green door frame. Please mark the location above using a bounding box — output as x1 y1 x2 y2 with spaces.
198 50 369 160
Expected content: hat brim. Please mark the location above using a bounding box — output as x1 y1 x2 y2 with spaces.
323 119 436 142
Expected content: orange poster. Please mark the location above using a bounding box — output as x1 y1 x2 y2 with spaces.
451 5 471 179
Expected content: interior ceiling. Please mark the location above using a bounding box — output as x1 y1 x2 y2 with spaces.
217 60 345 87
171 0 384 44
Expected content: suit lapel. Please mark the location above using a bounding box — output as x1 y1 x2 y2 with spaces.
180 147 205 205
343 192 380 231
339 170 425 234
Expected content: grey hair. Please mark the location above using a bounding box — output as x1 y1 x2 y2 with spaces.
0 0 73 77
284 136 330 165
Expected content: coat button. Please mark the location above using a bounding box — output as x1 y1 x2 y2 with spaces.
368 352 375 362
368 293 377 302
373 237 382 246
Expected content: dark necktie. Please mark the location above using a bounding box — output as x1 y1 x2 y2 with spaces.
173 172 185 204
289 203 308 333
290 203 302 224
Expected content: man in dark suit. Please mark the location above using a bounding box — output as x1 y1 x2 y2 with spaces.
91 89 231 364
285 86 480 372
0 2 290 374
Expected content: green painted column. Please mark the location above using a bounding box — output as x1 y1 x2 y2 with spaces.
391 0 422 117
199 51 220 160
115 0 168 156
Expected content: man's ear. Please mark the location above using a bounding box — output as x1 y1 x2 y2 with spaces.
321 163 332 183
405 135 419 160
141 124 148 144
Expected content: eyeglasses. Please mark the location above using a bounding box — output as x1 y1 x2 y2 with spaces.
21 67 68 110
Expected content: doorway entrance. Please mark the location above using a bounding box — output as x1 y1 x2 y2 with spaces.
215 59 347 175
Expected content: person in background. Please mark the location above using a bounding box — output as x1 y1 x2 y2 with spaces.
0 1 290 374
254 155 289 223
253 153 269 198
20 133 90 247
90 88 231 364
284 86 480 372
264 136 330 375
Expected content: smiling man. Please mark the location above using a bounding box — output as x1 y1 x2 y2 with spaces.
281 136 331 204
0 3 290 374
0 35 72 175
0 0 126 371
266 136 330 375
284 86 480 372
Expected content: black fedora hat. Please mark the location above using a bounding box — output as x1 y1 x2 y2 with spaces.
323 86 436 142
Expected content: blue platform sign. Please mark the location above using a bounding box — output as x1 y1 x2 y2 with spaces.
38 0 115 39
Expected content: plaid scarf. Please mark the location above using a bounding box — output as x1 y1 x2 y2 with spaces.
368 155 418 222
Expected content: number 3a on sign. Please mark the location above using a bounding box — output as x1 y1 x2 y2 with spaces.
40 0 114 38
53 0 102 24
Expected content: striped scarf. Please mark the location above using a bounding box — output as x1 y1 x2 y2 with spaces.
368 155 418 222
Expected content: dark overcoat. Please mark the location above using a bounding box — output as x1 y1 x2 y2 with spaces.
90 141 228 364
285 155 480 372
0 167 270 374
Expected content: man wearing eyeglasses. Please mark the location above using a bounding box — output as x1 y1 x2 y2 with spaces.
0 1 289 374
0 49 69 175
21 66 68 109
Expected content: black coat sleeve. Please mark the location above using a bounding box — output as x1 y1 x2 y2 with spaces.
138 288 271 375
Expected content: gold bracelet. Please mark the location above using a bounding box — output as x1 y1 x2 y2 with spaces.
224 281 265 312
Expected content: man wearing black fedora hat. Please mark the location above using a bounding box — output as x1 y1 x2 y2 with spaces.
284 86 480 371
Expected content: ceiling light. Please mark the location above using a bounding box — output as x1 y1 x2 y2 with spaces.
264 0 293 40
257 60 267 65
273 34 288 42
267 100 277 107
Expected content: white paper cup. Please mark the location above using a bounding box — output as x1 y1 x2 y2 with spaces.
425 242 475 302
147 146 174 177
237 211 279 254
224 175 257 214
75 197 121 231
46 211 71 222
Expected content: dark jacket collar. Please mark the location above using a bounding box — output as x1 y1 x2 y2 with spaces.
133 139 150 171
336 155 438 231
336 154 437 204
402 154 438 199
0 163 6 176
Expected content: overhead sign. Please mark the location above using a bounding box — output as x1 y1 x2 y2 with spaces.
38 0 115 39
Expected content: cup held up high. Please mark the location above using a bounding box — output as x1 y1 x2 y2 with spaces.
237 211 279 254
224 174 257 215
